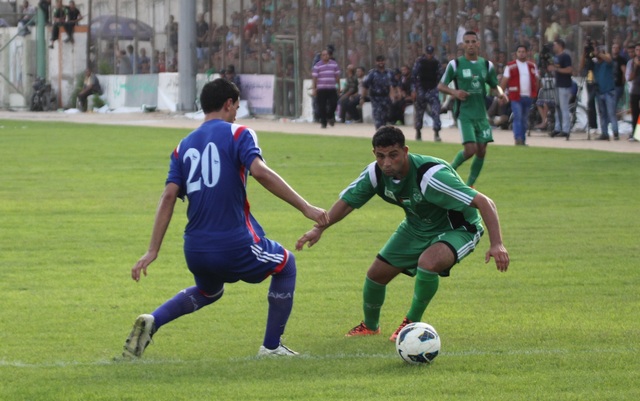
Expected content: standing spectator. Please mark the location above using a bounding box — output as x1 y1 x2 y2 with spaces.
338 64 358 123
48 0 68 49
592 45 620 140
126 44 135 73
196 13 210 69
156 50 167 73
166 15 178 58
548 38 573 139
63 0 82 44
224 65 242 97
580 40 599 135
362 55 396 129
500 45 539 146
628 43 640 142
311 49 341 129
77 68 102 112
412 45 443 142
310 45 335 123
117 49 133 75
612 43 628 116
438 31 507 187
122 78 329 359
17 1 36 36
137 48 151 74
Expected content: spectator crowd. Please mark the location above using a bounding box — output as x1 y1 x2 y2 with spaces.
4 0 640 139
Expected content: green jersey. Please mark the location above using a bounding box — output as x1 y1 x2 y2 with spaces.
340 154 482 237
441 56 499 121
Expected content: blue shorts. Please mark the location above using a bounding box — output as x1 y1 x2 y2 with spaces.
184 237 289 294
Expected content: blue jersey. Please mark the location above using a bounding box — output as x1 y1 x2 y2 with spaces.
167 119 266 251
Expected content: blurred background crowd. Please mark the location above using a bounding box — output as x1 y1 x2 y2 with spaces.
1 0 633 76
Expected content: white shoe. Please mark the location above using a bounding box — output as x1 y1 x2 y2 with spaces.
257 343 299 357
122 314 156 358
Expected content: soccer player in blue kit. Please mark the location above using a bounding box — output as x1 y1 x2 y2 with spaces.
122 78 329 358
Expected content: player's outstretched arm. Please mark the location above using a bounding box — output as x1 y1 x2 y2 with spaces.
249 157 329 227
470 192 509 272
296 199 354 250
132 183 179 281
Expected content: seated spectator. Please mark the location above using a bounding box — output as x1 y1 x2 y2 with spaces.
17 0 37 36
388 65 413 125
63 1 82 44
338 64 358 122
77 68 102 112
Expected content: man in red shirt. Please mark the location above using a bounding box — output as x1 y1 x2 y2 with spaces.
500 45 539 145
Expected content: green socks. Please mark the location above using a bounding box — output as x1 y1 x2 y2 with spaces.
406 268 440 323
363 277 386 330
450 151 484 186
450 150 466 169
363 269 440 328
467 156 484 186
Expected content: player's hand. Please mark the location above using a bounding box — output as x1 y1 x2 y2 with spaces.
485 244 509 272
131 251 158 281
295 227 323 250
455 90 469 101
303 205 330 228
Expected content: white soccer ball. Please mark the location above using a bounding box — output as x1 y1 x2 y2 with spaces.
395 322 441 364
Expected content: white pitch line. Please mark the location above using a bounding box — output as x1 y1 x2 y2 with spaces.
1 347 636 368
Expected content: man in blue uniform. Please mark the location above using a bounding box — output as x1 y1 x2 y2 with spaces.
122 78 329 358
362 55 397 129
412 45 443 142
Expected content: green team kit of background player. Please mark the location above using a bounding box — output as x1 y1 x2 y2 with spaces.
437 30 508 187
296 126 509 341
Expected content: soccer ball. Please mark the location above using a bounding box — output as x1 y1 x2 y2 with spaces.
395 322 441 364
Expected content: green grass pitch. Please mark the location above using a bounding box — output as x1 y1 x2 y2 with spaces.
0 119 638 400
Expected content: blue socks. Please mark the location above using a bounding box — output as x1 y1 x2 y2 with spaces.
263 252 297 349
151 285 223 329
149 252 297 351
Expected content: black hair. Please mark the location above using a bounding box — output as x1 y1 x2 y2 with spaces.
464 31 478 38
200 78 240 114
372 126 405 148
554 38 565 49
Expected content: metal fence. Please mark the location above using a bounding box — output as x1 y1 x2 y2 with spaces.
75 0 621 77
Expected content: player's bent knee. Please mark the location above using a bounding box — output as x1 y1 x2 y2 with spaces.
277 251 297 278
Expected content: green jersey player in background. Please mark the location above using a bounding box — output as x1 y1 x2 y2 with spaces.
296 126 509 341
438 31 508 187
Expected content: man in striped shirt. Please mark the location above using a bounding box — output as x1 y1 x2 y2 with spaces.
312 49 341 128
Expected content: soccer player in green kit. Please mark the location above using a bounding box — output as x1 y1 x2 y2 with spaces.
438 31 508 187
295 126 509 341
